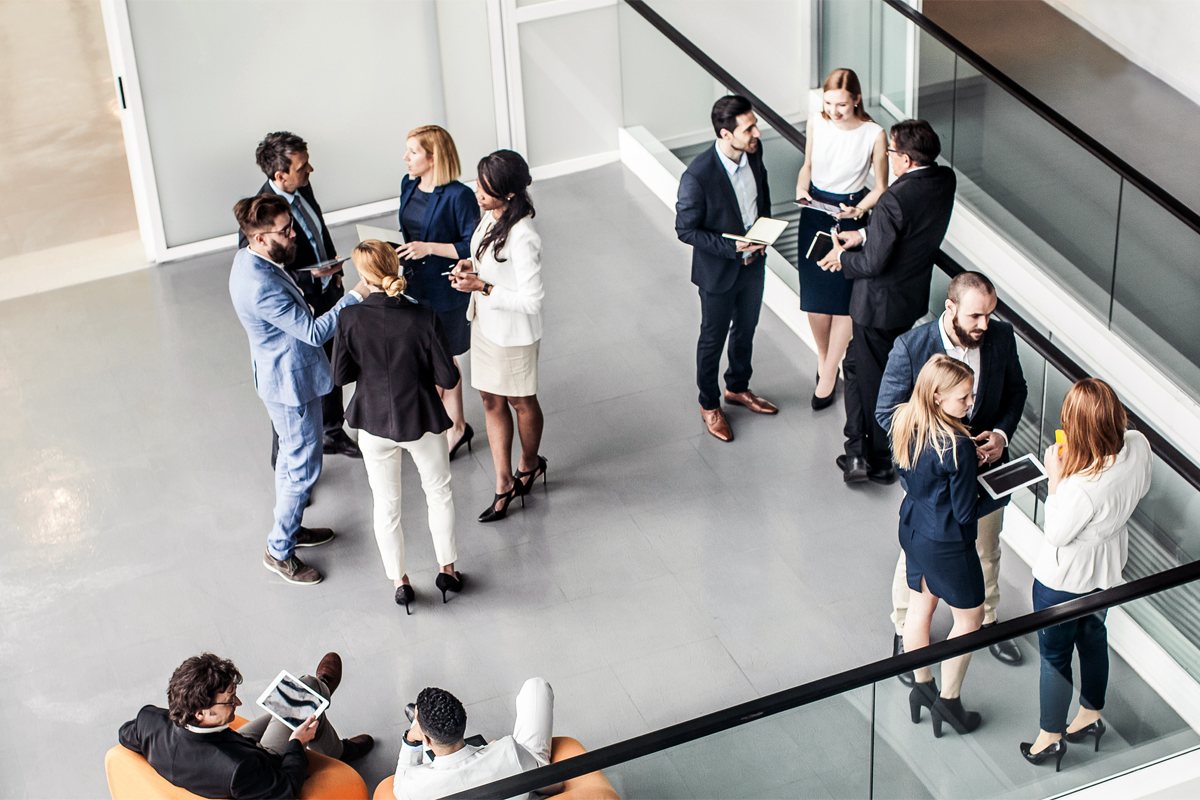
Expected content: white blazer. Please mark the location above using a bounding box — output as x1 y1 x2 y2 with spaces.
466 214 543 347
1032 430 1153 594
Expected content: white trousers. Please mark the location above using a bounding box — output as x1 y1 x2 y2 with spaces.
513 677 555 767
358 429 457 579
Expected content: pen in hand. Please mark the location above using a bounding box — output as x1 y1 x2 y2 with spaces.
442 270 477 276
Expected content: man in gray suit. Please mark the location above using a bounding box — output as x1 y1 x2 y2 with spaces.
229 194 367 585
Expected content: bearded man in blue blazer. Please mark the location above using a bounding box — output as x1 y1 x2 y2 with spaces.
229 194 367 585
876 271 1029 676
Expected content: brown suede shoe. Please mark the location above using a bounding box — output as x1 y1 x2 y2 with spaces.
724 389 778 414
701 406 734 441
262 550 323 585
339 734 374 762
316 652 342 696
295 526 335 547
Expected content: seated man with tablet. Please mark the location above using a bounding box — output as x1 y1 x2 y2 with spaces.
118 652 373 800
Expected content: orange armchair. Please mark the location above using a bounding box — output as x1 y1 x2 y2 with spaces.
105 716 369 800
372 736 618 800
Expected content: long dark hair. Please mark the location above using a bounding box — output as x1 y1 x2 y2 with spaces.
475 150 535 263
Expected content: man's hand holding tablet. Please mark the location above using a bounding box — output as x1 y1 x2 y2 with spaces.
289 715 319 744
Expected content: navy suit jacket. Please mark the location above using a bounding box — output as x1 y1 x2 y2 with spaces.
398 177 479 312
875 317 1028 442
898 434 1009 543
675 142 771 294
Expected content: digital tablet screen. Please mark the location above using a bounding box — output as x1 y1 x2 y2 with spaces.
978 454 1047 498
256 671 328 731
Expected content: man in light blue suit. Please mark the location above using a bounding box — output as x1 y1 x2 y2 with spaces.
229 194 368 585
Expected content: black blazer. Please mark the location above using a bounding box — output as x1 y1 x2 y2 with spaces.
875 318 1028 442
118 705 307 800
840 165 956 329
675 142 771 294
330 293 459 443
237 181 341 309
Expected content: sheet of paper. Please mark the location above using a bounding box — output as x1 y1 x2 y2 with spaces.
356 224 405 246
721 217 789 246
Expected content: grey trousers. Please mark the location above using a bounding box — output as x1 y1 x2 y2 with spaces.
238 674 344 760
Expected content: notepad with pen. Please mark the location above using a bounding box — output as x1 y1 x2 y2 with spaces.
722 217 788 247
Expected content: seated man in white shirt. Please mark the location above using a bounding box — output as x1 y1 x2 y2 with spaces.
394 678 559 800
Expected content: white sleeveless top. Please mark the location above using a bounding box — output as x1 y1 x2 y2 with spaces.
809 116 884 195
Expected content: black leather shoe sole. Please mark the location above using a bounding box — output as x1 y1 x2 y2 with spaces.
837 455 869 483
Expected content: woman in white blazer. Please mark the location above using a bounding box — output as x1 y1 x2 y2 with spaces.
1020 378 1152 771
450 150 547 523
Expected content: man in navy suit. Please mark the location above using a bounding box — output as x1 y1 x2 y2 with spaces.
229 194 367 585
876 271 1029 675
676 95 779 442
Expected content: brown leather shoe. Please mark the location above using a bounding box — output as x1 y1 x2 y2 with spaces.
262 550 323 585
701 407 734 441
339 734 374 762
724 389 778 414
295 526 335 547
316 652 342 696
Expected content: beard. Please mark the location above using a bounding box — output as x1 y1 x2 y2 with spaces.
267 238 297 266
952 315 985 349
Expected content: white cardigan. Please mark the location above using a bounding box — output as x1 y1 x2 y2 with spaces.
1032 431 1153 594
466 214 543 347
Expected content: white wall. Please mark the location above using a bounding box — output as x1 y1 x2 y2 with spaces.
1048 0 1200 107
435 0 499 178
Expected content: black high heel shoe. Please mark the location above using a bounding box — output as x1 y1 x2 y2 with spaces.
908 679 938 724
930 696 982 738
448 423 474 461
515 455 549 496
812 370 836 410
1065 719 1106 751
394 584 414 615
1020 739 1067 771
478 485 523 523
435 571 464 603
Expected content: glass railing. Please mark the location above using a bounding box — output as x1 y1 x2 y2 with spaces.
819 0 1200 403
447 564 1200 799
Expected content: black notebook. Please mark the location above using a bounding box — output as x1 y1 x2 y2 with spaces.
806 231 834 262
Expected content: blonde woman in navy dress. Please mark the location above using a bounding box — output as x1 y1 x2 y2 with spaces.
795 68 888 409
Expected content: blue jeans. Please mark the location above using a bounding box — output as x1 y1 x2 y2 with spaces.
263 397 323 560
1033 579 1108 734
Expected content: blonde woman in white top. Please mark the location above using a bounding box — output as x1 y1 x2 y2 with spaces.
450 150 546 523
1020 378 1152 770
795 68 888 408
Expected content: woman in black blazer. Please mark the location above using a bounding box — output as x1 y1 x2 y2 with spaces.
396 125 480 460
331 240 464 612
891 354 1008 738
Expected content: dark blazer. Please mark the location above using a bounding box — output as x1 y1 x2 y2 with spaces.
238 181 340 308
118 705 307 800
331 293 459 443
398 177 479 312
898 434 1009 543
840 165 956 329
675 141 771 294
875 317 1028 440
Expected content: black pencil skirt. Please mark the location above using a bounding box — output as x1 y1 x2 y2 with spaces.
900 526 985 610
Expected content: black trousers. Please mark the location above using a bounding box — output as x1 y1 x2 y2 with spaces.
696 260 765 410
843 320 911 465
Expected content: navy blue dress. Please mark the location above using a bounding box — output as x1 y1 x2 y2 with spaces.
795 186 867 315
897 433 1009 609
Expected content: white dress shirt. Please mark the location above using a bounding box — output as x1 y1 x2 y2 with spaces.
937 311 1009 446
715 141 759 233
467 215 544 347
1033 430 1153 594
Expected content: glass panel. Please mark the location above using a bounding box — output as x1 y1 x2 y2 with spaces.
916 32 955 164
820 0 872 89
602 686 874 799
1008 335 1047 525
878 0 909 118
1110 183 1200 397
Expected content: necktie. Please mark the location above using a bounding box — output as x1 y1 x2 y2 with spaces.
291 196 328 262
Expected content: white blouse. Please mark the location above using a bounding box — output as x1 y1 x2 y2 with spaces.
809 116 884 195
1032 431 1153 594
466 214 544 347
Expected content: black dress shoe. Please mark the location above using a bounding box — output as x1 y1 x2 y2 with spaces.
894 634 915 686
868 463 897 484
837 455 869 483
339 734 374 762
982 622 1024 665
323 430 363 458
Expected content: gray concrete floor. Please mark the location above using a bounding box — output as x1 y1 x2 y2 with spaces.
0 163 1190 798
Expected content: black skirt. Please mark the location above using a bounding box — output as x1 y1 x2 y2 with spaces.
796 186 867 315
900 526 985 610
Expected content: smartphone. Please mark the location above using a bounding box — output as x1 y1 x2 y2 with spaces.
1055 429 1065 444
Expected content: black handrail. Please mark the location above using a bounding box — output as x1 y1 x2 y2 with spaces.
880 0 1200 237
443 559 1200 799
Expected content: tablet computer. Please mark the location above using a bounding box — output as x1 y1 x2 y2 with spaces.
794 198 842 216
256 670 330 730
977 453 1048 499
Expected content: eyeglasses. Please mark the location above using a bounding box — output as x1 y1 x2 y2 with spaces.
212 693 239 707
258 219 295 238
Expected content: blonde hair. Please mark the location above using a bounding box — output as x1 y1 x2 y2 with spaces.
820 68 872 123
407 125 461 186
352 240 407 297
1060 378 1128 479
890 354 975 471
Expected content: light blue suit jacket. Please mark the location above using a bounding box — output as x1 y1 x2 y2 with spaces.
229 247 360 406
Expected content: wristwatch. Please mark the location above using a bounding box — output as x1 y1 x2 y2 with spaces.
481 283 493 297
